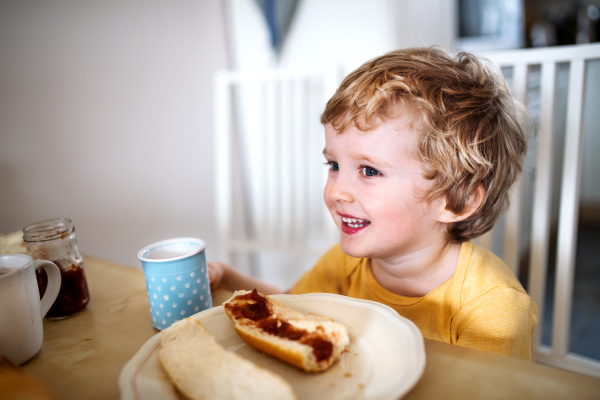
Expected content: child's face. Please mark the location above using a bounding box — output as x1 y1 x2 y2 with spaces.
323 116 449 260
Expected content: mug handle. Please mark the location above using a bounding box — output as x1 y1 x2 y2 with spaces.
33 260 62 318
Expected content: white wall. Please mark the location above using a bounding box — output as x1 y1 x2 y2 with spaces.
0 0 228 267
280 0 396 72
228 0 456 73
390 0 457 52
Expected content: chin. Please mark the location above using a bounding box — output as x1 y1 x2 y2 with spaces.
339 240 371 259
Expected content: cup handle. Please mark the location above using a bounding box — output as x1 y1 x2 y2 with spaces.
33 260 62 318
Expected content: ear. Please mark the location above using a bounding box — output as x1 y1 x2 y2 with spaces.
437 185 485 223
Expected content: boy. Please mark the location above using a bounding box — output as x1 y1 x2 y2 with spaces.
209 47 538 360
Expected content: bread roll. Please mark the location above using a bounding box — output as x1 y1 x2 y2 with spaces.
159 317 296 400
223 290 349 372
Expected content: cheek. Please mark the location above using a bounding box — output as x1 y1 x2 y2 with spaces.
323 180 334 208
365 187 421 227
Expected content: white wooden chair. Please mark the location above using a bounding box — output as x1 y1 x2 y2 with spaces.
214 67 339 288
479 43 600 377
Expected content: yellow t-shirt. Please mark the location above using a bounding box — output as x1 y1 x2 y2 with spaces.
291 242 538 360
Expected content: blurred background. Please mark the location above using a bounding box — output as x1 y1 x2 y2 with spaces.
2 0 598 266
1 0 599 367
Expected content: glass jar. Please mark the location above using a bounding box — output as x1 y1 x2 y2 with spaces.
23 218 90 319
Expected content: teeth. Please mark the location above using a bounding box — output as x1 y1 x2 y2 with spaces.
342 217 366 223
348 223 365 228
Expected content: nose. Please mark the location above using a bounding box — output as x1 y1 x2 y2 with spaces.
325 173 354 204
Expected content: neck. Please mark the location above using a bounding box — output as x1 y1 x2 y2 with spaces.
370 239 462 297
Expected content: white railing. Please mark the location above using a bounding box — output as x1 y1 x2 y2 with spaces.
479 43 600 377
214 67 339 281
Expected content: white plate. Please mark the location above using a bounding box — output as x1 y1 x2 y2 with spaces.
119 293 426 400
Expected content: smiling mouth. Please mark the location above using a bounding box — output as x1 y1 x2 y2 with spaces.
341 217 370 229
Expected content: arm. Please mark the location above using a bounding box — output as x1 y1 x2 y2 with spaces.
451 287 538 360
207 261 284 295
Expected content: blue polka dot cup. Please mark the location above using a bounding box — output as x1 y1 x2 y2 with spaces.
137 238 212 330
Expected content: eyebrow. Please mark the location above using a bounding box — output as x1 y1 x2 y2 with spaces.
322 148 392 168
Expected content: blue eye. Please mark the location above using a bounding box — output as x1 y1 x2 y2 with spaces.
329 161 339 172
361 166 380 176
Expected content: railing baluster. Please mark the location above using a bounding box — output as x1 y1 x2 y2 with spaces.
294 78 307 248
280 79 292 246
552 58 587 358
503 63 528 276
528 60 557 348
265 79 277 245
215 72 233 264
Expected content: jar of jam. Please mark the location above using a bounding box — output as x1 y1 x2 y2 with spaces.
23 218 90 319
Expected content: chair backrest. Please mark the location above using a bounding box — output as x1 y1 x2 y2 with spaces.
214 68 339 286
478 43 600 377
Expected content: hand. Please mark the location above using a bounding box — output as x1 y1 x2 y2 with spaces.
207 261 228 290
207 260 284 294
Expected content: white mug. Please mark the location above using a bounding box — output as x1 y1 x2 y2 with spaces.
0 254 61 365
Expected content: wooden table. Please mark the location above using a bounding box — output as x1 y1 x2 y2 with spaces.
20 256 600 399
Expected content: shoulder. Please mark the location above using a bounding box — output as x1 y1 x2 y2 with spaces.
454 242 528 303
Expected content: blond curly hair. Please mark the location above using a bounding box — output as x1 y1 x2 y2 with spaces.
321 47 532 241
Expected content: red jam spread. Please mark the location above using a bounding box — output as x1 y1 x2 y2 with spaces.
226 289 271 321
241 290 271 321
301 338 333 362
259 318 305 340
36 261 90 319
226 289 333 362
